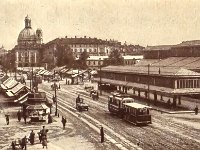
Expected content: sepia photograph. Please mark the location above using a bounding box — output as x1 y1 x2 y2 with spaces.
0 0 200 149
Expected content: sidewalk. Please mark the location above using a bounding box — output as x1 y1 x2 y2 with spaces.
0 107 96 150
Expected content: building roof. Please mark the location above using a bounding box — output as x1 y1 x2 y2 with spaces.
122 55 143 60
8 82 25 95
145 45 174 51
175 40 200 47
101 65 200 77
87 56 108 60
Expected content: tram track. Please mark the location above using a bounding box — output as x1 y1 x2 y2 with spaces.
63 85 200 148
41 87 142 150
40 83 200 150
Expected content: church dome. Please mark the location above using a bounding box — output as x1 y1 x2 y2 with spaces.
17 15 37 45
18 28 36 42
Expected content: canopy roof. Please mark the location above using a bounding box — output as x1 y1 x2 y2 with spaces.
101 65 200 77
26 103 48 110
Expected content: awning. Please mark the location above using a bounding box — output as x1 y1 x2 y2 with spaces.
14 93 29 103
6 91 14 97
26 103 48 110
1 84 7 90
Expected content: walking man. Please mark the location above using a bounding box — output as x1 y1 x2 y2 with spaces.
23 113 27 124
17 110 21 122
61 117 67 129
100 125 104 143
29 130 35 145
21 136 27 150
195 105 199 115
5 114 9 125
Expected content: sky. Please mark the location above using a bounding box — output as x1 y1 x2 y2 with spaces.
1 0 200 50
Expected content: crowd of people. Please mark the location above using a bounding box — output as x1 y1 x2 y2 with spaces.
11 126 48 150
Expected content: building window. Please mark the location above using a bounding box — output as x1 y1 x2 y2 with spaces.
93 61 95 65
84 49 86 52
80 49 82 53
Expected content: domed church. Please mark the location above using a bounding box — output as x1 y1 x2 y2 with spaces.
14 15 43 68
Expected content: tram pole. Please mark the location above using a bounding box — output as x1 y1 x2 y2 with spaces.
99 58 102 95
54 82 58 116
147 64 150 105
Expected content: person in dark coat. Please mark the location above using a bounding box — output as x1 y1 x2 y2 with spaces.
48 114 52 124
29 130 35 145
194 105 199 115
21 136 27 150
23 112 27 124
5 115 9 125
167 99 171 109
11 141 16 150
61 117 67 129
76 95 81 104
40 126 48 140
100 126 104 143
17 110 21 122
42 135 47 149
38 132 42 143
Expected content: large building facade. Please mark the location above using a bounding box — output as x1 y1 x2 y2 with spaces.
13 16 43 69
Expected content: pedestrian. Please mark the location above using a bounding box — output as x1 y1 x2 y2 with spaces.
40 126 48 140
61 117 67 129
76 95 81 103
48 114 52 124
38 132 42 143
11 141 16 150
194 105 199 115
167 99 171 109
17 110 21 122
29 130 35 145
100 126 104 143
42 135 47 149
5 114 9 125
23 112 27 124
21 136 27 150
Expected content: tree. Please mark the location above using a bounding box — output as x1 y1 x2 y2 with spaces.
75 51 89 69
56 44 75 67
104 50 124 66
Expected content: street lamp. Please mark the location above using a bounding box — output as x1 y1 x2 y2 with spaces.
99 58 102 95
54 82 58 116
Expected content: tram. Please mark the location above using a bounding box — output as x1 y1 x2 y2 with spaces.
108 93 134 117
108 93 152 125
123 102 152 125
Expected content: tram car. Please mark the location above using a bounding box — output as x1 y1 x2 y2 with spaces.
123 102 152 125
108 93 134 117
108 93 152 125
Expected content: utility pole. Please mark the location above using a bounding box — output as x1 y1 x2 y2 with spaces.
147 64 150 105
31 66 33 92
54 82 58 116
99 58 102 95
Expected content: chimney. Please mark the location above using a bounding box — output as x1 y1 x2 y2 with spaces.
75 36 77 38
84 36 86 38
65 36 68 38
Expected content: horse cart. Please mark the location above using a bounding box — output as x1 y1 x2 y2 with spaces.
90 90 99 100
76 98 89 111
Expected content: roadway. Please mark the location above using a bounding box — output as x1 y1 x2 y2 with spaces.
39 80 200 150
